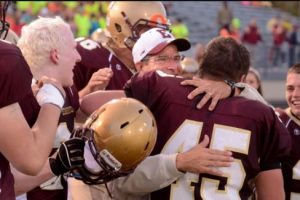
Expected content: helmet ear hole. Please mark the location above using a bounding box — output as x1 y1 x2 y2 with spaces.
120 121 129 129
144 142 150 150
115 23 122 32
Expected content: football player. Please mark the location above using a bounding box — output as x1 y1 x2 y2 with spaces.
80 30 291 200
73 1 233 111
70 28 237 200
0 2 82 200
11 16 86 200
276 63 300 199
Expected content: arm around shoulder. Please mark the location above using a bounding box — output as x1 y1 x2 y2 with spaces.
114 154 184 195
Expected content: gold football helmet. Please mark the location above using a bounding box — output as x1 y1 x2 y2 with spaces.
72 98 157 184
90 28 109 44
106 1 170 49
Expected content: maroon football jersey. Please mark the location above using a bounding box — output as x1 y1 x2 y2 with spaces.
124 71 291 200
0 40 39 200
27 85 80 200
73 38 133 91
278 108 300 200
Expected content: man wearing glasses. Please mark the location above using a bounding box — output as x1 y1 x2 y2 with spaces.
132 27 189 76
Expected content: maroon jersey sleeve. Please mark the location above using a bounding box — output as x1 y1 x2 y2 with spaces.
0 41 35 199
258 106 291 170
73 38 133 91
0 41 33 108
279 108 300 199
0 154 14 200
124 70 291 200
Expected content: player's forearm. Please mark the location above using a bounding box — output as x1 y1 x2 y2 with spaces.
13 160 54 195
115 154 184 195
79 86 91 100
25 104 61 174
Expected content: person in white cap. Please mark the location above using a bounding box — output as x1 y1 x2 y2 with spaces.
132 27 190 75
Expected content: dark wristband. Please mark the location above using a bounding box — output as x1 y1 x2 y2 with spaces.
224 80 236 97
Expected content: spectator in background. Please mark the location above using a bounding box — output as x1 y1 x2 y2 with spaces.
270 23 287 67
98 12 106 29
245 67 263 96
242 18 263 65
74 4 91 37
99 1 109 16
89 13 100 36
170 17 189 39
230 17 241 43
219 23 240 43
217 1 233 32
267 15 281 34
287 24 299 67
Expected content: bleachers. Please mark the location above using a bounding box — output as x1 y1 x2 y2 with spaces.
169 1 300 80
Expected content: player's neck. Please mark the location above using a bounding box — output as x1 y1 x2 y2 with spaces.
291 110 300 121
107 43 136 72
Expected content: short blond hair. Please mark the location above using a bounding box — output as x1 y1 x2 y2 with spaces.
18 16 72 76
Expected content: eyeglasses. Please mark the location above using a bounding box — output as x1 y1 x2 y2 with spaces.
143 54 185 65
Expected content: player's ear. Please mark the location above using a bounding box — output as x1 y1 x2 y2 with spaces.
50 49 59 64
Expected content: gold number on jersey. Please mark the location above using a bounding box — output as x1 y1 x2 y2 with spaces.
79 39 100 51
161 120 251 200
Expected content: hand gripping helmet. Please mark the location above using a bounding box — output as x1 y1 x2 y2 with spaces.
106 1 170 49
72 98 157 185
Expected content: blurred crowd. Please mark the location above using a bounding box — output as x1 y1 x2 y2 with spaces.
7 1 109 38
6 1 300 72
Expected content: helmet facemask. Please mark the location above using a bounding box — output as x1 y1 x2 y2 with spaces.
121 11 170 50
106 1 170 50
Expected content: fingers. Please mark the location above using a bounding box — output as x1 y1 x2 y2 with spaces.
181 79 201 87
96 68 113 77
206 149 232 156
196 92 212 109
208 93 221 111
202 166 225 176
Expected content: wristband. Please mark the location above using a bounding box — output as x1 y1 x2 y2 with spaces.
224 80 236 97
36 83 65 110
